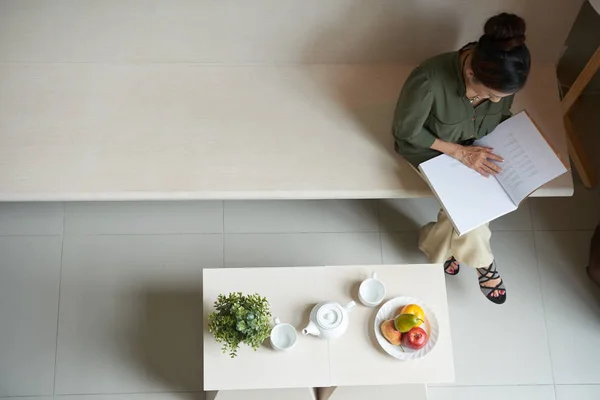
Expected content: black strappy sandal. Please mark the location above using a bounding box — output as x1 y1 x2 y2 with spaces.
476 263 506 305
443 256 460 276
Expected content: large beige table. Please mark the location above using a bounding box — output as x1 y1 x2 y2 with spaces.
203 264 454 393
0 63 572 201
1 0 579 200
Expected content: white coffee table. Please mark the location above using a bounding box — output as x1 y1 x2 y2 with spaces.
203 264 454 398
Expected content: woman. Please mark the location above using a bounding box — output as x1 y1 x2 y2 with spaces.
392 13 531 304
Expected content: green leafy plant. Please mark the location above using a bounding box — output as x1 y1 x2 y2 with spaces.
208 292 272 358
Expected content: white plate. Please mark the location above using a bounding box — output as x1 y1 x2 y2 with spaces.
373 296 439 360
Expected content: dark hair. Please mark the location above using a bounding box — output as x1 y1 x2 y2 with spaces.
471 13 531 93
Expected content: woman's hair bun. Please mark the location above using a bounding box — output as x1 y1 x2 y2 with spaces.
472 13 530 92
482 13 526 51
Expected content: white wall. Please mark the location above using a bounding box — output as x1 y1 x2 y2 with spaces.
0 0 584 64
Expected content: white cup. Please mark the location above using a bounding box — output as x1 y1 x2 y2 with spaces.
358 272 386 307
270 317 298 351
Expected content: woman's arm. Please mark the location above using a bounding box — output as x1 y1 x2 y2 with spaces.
430 138 461 157
430 138 504 177
392 67 437 149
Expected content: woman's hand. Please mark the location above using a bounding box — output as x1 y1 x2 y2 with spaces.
430 139 503 177
452 145 503 177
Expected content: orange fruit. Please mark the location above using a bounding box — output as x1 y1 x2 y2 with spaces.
400 304 425 327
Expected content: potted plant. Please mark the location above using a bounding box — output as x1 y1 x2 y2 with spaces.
208 292 272 358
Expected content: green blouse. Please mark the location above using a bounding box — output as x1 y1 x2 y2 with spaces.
392 50 513 166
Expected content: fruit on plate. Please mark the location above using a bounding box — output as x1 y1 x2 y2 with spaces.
380 319 402 346
399 304 425 327
394 313 425 333
403 326 428 350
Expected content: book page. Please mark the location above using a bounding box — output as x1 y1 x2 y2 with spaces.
476 112 567 205
419 155 517 236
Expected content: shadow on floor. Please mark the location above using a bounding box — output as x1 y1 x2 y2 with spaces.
129 287 205 398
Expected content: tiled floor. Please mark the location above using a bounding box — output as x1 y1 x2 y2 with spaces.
1 96 600 399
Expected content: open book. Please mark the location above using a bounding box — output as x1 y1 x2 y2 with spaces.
418 111 568 236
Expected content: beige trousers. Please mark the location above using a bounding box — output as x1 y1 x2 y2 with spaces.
418 208 494 268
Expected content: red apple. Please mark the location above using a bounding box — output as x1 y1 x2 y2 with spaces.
403 326 428 349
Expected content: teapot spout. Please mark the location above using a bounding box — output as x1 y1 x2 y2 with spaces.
344 300 356 311
302 321 320 336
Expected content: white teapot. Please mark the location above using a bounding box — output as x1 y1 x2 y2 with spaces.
302 300 356 340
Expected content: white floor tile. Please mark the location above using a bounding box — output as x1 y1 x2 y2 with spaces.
321 385 426 400
379 198 532 232
556 384 600 400
224 233 381 268
0 236 62 397
378 198 440 231
224 200 378 233
441 232 553 385
530 184 600 231
535 231 600 384
55 234 222 395
0 202 63 235
381 232 429 264
65 201 223 234
1 398 54 400
55 394 204 400
428 385 555 400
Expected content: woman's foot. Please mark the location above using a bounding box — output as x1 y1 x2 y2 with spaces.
444 256 460 275
476 262 506 305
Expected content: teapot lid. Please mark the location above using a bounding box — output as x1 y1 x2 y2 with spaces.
316 303 345 330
